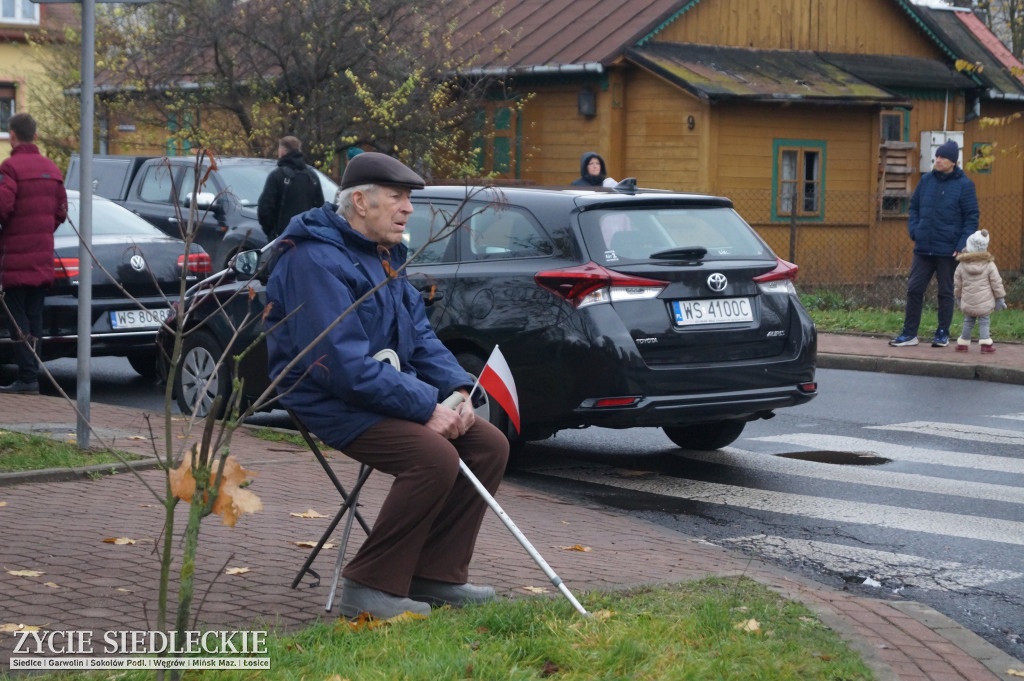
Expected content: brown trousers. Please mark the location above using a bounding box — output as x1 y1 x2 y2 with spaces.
339 417 509 597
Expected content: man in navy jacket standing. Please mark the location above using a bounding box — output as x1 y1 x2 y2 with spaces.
890 139 979 348
265 152 509 620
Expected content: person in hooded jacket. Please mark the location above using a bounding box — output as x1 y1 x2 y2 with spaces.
257 136 325 241
265 152 509 620
954 229 1006 353
890 140 979 349
571 151 617 187
0 113 68 394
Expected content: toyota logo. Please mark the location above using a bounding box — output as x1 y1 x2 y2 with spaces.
129 255 146 272
707 272 728 292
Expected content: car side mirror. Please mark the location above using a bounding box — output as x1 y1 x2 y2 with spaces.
184 191 218 209
231 249 261 278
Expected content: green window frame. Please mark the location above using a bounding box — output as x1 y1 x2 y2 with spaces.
772 139 826 222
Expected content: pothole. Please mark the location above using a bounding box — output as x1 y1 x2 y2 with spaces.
775 450 891 466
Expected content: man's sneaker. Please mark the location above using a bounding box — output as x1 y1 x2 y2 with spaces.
0 379 39 395
339 578 430 619
889 334 918 347
931 330 950 347
409 577 496 607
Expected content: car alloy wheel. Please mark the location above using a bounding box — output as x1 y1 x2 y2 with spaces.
176 330 230 418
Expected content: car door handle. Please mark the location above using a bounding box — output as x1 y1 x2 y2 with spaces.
419 288 443 305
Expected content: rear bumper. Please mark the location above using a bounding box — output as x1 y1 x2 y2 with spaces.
574 383 817 429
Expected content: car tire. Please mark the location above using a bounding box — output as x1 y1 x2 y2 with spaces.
454 351 520 447
127 351 158 379
175 330 230 418
663 420 746 450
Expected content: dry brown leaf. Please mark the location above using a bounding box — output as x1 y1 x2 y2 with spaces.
557 544 591 552
590 609 614 622
116 588 132 592
0 623 44 632
541 660 560 677
170 450 263 527
138 504 157 508
294 541 335 549
127 435 147 440
0 501 7 507
225 567 251 575
102 537 136 545
734 618 761 633
6 569 44 577
523 585 548 594
290 509 328 518
43 582 59 589
1007 670 1024 678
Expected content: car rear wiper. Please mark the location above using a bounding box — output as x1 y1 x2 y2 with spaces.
649 246 707 262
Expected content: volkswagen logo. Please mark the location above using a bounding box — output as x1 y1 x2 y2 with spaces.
707 272 728 292
129 254 146 272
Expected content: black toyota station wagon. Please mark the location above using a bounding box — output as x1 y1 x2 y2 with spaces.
159 184 817 451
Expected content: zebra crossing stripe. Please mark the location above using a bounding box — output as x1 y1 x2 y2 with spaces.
721 535 1022 590
866 421 1024 446
749 433 1024 475
675 447 1023 505
538 467 1024 546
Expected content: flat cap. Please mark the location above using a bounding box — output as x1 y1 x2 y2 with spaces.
340 152 425 190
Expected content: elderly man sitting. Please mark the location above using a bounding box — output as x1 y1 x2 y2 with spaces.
264 152 509 619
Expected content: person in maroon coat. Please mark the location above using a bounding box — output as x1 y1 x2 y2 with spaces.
0 113 68 394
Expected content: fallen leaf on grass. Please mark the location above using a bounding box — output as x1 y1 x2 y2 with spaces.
103 537 136 545
342 610 427 631
225 567 251 575
523 585 548 594
557 544 591 552
293 541 335 549
590 609 614 622
290 509 328 518
0 623 44 632
43 582 59 589
6 569 44 577
541 660 560 676
733 618 761 633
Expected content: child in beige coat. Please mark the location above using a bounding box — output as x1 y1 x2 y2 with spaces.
954 229 1006 352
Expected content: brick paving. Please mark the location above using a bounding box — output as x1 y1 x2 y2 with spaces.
1 338 1023 679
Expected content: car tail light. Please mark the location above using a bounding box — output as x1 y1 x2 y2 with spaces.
534 262 667 308
178 253 212 275
753 257 798 295
54 257 79 279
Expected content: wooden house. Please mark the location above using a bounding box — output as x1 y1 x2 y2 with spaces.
453 0 1024 283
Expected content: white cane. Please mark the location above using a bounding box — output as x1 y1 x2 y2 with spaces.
442 391 590 616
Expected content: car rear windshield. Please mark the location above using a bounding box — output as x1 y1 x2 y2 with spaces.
57 199 168 238
579 207 773 264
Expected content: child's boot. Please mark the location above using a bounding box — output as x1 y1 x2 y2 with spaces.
955 337 970 353
980 338 995 353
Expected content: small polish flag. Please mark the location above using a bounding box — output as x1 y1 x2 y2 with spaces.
475 345 520 433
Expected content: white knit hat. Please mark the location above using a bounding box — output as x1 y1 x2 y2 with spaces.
965 229 990 253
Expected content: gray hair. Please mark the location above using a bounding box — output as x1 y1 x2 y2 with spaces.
336 183 379 218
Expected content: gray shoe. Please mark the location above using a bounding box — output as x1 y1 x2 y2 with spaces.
339 578 430 619
0 380 39 395
409 577 496 607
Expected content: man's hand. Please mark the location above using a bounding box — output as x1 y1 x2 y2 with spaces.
425 395 475 439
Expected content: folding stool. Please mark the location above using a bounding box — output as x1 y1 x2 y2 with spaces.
286 408 373 612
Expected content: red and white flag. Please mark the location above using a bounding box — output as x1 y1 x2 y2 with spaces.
475 345 520 433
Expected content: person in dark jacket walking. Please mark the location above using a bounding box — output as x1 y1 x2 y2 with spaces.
256 136 325 241
890 139 978 348
265 152 509 620
571 151 617 187
0 113 68 394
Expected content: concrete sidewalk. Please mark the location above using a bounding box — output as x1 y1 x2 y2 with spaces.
0 334 1022 680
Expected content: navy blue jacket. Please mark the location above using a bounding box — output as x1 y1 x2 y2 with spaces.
264 204 473 449
907 166 979 256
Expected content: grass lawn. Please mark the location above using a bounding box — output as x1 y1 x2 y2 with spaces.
0 429 142 473
0 577 874 681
